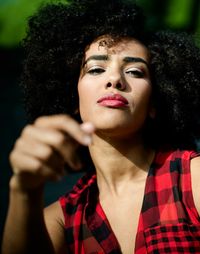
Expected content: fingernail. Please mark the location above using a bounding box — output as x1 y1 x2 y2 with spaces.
83 135 92 145
81 122 95 133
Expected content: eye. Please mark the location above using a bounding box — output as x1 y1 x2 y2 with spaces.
87 67 105 75
125 68 144 78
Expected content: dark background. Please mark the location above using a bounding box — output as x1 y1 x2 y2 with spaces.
1 0 200 247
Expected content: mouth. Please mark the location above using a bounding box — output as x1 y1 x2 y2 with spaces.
97 93 129 108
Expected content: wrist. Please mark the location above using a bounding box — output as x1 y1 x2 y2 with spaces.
9 175 44 197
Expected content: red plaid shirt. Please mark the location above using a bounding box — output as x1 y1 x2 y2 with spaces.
59 150 200 253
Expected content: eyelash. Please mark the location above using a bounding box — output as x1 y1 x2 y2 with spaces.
87 67 144 78
125 69 144 78
87 67 105 75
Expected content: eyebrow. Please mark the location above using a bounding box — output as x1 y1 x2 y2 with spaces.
83 55 148 67
123 56 148 66
83 55 108 66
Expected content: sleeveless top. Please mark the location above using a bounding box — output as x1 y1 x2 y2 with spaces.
59 150 200 253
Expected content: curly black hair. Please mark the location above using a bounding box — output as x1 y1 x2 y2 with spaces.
21 0 145 120
148 31 200 149
21 0 200 150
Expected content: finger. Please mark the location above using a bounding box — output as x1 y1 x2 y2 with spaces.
20 126 83 169
19 126 83 170
10 150 64 181
34 115 93 145
14 138 65 175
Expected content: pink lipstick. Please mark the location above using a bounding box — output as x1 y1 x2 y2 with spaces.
97 94 128 108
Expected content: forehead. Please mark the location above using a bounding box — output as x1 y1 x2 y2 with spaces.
85 38 150 60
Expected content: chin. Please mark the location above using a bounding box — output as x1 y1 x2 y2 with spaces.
95 121 137 138
81 109 145 134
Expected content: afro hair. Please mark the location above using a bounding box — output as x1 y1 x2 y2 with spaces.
21 0 200 150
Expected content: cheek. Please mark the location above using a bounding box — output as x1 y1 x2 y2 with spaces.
134 81 152 105
78 81 86 102
131 82 153 118
77 82 86 118
78 80 95 121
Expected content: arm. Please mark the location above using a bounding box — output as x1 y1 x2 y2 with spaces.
2 115 94 254
191 156 200 215
2 181 55 254
44 201 67 253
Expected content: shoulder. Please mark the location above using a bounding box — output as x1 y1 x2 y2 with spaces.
59 172 97 221
190 154 200 215
43 173 96 252
44 201 67 253
162 149 200 215
45 173 96 220
154 149 194 167
59 172 96 205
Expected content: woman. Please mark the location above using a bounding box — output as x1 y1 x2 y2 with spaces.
2 0 200 253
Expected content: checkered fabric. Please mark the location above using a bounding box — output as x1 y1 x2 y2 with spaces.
59 150 200 253
60 173 120 253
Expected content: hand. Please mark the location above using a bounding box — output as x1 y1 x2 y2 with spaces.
9 115 95 191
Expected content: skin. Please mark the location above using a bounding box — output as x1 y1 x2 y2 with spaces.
2 37 200 254
79 38 154 137
78 39 155 253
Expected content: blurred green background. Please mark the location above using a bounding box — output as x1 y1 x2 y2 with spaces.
1 0 200 246
0 0 200 48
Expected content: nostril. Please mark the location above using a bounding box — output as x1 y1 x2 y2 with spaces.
116 83 122 89
106 82 124 90
107 82 112 88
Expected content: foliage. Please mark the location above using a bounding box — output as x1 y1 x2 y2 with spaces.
0 0 199 48
0 0 68 47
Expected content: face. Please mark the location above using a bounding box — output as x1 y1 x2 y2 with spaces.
78 37 154 138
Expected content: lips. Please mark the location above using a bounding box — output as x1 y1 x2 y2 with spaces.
97 93 128 108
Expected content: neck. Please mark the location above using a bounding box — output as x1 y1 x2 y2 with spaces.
89 132 155 197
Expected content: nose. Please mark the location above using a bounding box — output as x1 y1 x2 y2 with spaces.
105 70 126 91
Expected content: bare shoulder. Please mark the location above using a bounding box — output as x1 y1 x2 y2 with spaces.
44 201 67 253
190 156 200 215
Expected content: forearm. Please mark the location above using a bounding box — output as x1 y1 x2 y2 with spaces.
2 177 55 254
3 115 91 253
